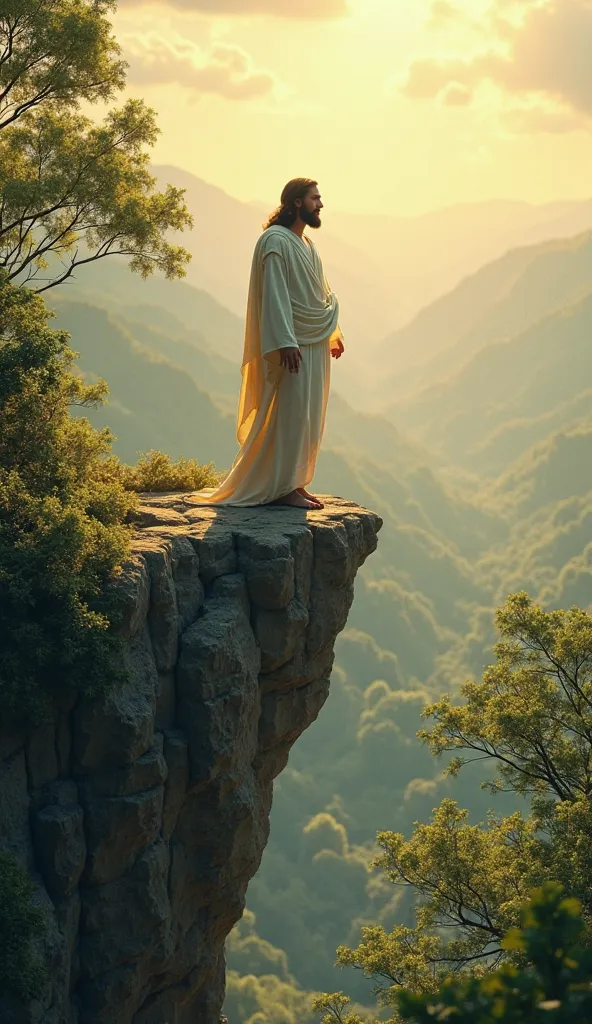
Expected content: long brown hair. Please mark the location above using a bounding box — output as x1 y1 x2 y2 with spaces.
263 178 318 230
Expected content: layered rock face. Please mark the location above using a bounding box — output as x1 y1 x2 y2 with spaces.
0 496 381 1024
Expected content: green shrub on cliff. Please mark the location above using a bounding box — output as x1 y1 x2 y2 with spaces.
0 281 136 723
0 852 46 1000
98 449 220 493
0 279 223 726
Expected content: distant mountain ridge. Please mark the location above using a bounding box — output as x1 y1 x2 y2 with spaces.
387 296 592 476
377 230 592 396
41 166 592 412
55 251 245 363
50 297 238 468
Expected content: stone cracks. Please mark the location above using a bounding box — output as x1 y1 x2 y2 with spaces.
0 496 381 1024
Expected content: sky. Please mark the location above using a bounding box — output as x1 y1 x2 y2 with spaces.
109 0 592 216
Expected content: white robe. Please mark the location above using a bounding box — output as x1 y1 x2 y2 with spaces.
193 225 342 506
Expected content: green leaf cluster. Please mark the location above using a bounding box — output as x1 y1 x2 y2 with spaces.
0 279 223 725
0 2 192 291
423 591 592 803
395 883 592 1023
316 884 592 1024
329 593 592 1002
226 971 322 1024
98 450 220 494
0 851 46 1001
0 279 136 722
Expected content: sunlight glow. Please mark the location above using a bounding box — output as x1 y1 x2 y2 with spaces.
110 0 592 215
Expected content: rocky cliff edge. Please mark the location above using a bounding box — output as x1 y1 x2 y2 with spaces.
0 495 382 1024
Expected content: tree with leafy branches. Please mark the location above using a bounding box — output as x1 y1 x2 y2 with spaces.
314 593 592 1016
314 883 592 1023
0 0 192 291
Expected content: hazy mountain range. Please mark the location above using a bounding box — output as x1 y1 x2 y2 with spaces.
379 234 592 475
40 172 592 1010
153 164 592 331
377 230 592 393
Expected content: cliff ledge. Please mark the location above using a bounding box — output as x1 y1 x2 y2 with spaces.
0 495 382 1024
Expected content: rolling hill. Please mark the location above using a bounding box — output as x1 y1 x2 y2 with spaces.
383 289 592 473
49 298 238 468
376 230 592 399
52 252 245 363
331 197 592 331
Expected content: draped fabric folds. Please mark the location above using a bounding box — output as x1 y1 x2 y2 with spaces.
191 226 342 507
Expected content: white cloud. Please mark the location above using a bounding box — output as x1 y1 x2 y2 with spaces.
117 0 349 18
122 32 278 99
427 0 471 28
502 101 586 135
401 0 592 131
441 82 472 106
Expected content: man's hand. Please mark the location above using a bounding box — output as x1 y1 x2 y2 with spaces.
280 346 302 373
331 337 345 359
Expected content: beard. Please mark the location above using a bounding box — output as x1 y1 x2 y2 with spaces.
300 206 321 229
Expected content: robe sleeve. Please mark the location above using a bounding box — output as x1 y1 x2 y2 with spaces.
260 251 300 358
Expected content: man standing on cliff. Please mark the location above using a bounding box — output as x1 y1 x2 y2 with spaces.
195 178 345 511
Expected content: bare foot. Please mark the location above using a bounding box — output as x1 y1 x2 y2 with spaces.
269 490 316 509
297 487 324 508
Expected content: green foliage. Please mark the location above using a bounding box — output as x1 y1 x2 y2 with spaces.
338 800 538 994
0 280 135 722
227 938 292 985
422 591 592 803
225 965 378 1024
313 991 380 1024
331 593 592 1002
0 1 192 290
316 884 592 1024
395 883 592 1023
303 814 350 859
0 0 125 116
98 450 220 493
0 851 46 1000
